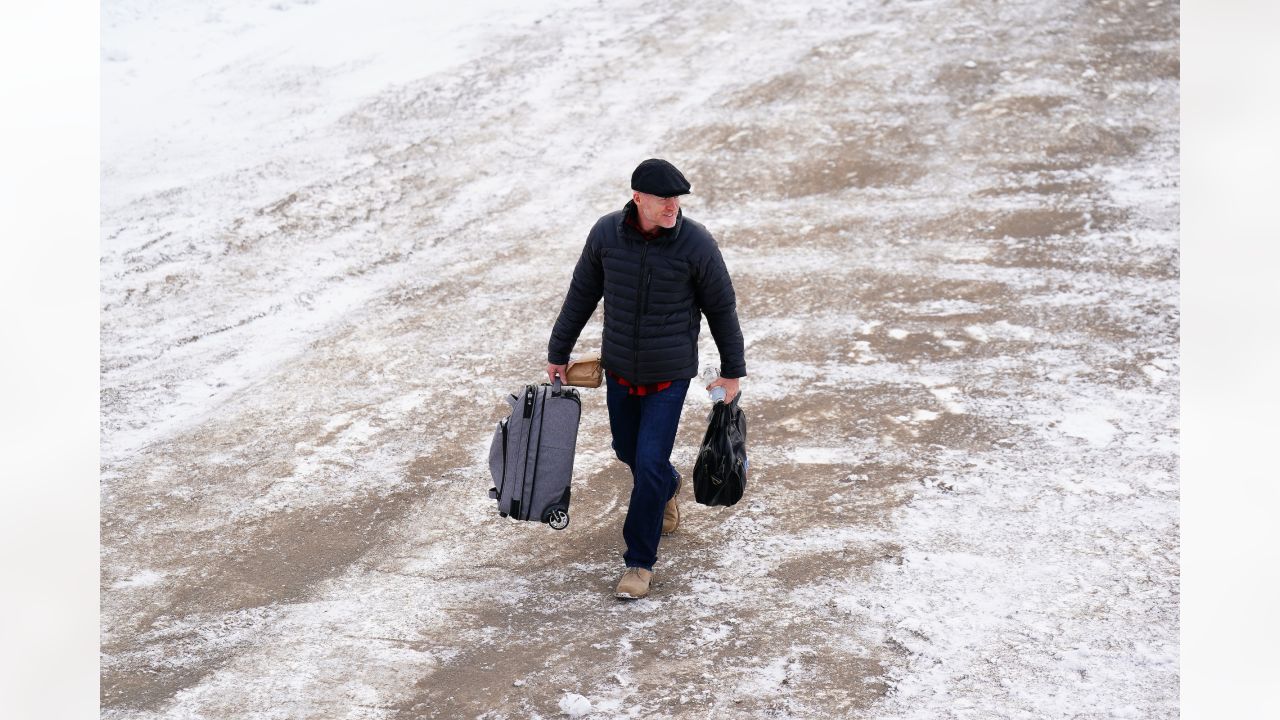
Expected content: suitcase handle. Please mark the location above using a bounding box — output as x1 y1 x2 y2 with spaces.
551 376 563 394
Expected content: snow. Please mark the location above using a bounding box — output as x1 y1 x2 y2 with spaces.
791 447 862 465
1059 410 1120 446
101 0 583 209
557 692 593 717
111 570 164 589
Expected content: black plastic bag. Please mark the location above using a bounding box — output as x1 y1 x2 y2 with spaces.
692 393 748 507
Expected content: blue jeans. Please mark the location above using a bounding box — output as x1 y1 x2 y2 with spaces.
606 375 690 571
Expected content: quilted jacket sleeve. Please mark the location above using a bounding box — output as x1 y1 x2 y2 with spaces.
694 238 747 379
547 227 604 365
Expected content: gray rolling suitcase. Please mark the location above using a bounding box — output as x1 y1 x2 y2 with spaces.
488 378 581 529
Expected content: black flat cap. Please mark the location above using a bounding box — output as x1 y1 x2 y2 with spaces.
631 158 691 197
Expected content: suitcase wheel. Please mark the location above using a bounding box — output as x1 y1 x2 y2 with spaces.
546 507 569 530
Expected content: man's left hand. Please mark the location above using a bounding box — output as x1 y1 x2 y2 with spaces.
706 376 741 403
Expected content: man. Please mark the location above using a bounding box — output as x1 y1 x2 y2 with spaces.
547 158 746 600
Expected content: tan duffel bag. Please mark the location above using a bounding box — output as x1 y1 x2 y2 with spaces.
564 354 603 388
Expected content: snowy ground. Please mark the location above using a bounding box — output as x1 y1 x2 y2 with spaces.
101 0 1179 717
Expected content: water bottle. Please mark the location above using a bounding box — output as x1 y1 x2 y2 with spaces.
702 365 725 403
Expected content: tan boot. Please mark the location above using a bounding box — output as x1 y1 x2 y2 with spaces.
662 470 682 535
614 567 653 599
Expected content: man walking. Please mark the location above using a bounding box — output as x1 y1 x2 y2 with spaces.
547 158 746 600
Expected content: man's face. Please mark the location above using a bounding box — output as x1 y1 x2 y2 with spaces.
633 192 681 230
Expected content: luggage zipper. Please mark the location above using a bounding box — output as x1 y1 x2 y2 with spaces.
495 417 509 498
516 385 536 520
526 387 549 521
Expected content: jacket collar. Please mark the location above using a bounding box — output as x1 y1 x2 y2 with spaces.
620 199 683 244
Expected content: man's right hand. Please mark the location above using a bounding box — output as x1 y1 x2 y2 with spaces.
547 363 568 383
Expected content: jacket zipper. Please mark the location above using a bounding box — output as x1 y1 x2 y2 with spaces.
633 242 649 373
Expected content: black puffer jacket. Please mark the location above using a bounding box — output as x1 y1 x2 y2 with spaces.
548 201 746 384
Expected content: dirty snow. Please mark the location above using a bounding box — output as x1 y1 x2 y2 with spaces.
101 0 1179 718
557 692 593 717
